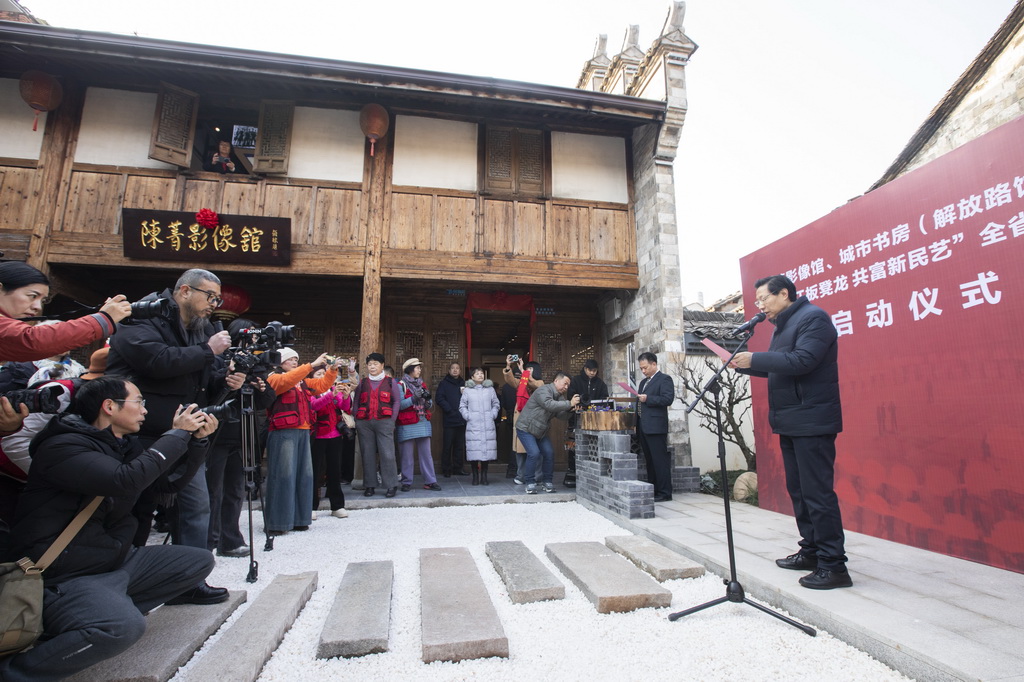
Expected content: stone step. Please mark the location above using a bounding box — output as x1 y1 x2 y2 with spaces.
485 540 565 604
65 591 247 682
605 534 706 582
545 541 672 614
420 547 509 663
181 572 318 682
317 561 394 659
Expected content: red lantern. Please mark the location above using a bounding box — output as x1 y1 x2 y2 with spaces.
359 103 390 157
19 71 63 132
213 284 252 323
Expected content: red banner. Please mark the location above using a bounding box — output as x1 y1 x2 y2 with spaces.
740 114 1024 573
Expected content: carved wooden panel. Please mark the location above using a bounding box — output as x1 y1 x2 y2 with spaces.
517 129 544 196
429 328 462 388
567 330 598 373
313 187 362 246
534 331 564 376
393 329 425 372
63 172 122 233
149 82 198 168
123 176 175 212
263 184 311 244
0 167 37 230
483 127 514 194
331 327 361 359
253 101 293 174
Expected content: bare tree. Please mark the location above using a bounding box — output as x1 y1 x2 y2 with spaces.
675 356 756 471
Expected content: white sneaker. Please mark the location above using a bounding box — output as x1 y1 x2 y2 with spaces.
542 482 555 493
526 483 538 494
514 477 524 485
311 511 318 520
331 508 349 518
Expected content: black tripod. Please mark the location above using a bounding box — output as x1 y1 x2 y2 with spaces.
237 382 272 580
668 333 815 637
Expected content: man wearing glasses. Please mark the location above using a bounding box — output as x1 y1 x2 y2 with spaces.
731 274 850 590
107 268 243 605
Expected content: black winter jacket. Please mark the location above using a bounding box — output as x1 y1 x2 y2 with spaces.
5 412 209 584
741 296 842 436
435 374 467 427
106 289 225 439
567 372 609 405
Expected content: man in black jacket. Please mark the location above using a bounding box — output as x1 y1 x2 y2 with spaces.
106 268 241 603
636 352 675 502
435 362 468 477
732 274 850 590
565 359 609 487
0 377 217 682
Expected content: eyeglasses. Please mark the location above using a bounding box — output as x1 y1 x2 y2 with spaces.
189 286 223 308
755 291 776 305
113 398 146 408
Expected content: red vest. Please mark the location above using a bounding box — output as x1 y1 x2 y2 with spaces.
355 377 397 420
267 383 313 431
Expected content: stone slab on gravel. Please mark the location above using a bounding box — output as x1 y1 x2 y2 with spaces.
545 541 672 613
485 540 565 604
317 560 393 659
182 572 317 682
65 591 247 682
420 547 509 663
605 534 706 582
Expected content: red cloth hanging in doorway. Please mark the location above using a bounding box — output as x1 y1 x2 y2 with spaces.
463 292 535 362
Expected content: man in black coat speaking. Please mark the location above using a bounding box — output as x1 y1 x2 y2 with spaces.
636 352 675 503
732 274 850 590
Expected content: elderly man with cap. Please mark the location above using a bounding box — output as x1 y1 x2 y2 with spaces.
352 352 402 497
396 358 441 492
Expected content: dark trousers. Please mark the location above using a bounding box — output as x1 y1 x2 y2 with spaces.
638 426 672 498
339 433 355 483
0 545 213 682
205 441 246 552
780 434 847 570
441 424 466 473
311 436 346 511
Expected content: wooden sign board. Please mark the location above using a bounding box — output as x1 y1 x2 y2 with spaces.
122 209 291 266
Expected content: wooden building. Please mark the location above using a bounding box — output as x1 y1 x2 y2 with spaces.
0 3 698 479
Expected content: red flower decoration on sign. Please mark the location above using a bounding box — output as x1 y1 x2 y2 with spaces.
196 208 220 230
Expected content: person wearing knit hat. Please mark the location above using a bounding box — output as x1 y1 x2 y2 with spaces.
277 347 298 365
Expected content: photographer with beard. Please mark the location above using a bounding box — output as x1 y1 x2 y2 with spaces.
106 268 244 605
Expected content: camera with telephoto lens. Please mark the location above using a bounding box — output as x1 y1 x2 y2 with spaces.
199 399 234 420
2 385 63 414
225 320 298 381
129 298 171 320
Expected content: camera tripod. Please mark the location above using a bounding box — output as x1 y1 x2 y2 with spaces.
668 333 815 637
237 383 273 580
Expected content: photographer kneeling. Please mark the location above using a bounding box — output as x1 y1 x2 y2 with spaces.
0 377 218 682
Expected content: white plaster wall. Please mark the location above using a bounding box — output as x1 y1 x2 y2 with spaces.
392 115 477 191
75 88 176 169
0 78 46 160
551 132 629 204
288 106 364 182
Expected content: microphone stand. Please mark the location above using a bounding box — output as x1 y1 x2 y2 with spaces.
668 326 815 637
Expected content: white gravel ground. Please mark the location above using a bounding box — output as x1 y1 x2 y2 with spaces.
171 502 911 682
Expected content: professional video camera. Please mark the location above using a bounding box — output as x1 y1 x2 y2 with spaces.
224 320 297 379
1 385 63 414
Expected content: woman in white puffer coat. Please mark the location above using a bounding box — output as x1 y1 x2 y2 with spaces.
459 367 500 485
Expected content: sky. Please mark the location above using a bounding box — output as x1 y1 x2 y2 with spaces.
20 0 1020 304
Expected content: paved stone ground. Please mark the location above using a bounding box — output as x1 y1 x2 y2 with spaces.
581 493 1024 682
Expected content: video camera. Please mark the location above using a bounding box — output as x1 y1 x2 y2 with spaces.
225 320 297 380
1 385 63 414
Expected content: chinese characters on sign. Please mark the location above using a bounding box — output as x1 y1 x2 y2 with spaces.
122 209 291 266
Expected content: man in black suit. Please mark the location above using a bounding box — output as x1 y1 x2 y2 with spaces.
636 352 675 502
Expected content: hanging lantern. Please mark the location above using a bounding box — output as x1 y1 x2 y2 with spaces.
212 284 252 323
359 103 390 157
19 71 63 132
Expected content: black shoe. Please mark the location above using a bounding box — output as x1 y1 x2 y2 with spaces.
653 494 673 502
424 482 442 491
400 483 412 492
293 525 309 531
217 545 249 558
442 470 452 478
799 567 853 590
453 469 469 476
385 487 398 498
563 474 577 488
166 582 229 606
776 553 818 571
363 487 375 497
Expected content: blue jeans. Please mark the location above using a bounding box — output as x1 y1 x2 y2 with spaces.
265 429 314 532
516 430 553 485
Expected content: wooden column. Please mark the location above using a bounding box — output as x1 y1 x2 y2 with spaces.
26 78 85 275
358 125 393 364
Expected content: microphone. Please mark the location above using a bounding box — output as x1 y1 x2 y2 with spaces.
735 312 767 334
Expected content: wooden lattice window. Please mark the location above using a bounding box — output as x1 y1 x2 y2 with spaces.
394 330 425 375
149 82 199 168
253 100 294 175
482 125 547 197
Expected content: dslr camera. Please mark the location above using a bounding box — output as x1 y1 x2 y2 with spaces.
225 320 298 380
1 385 63 414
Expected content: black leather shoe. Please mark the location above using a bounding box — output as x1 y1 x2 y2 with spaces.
799 567 853 590
217 545 249 558
363 487 375 497
653 494 673 502
776 553 818 571
385 487 398 498
400 483 412 492
166 582 229 606
453 469 469 476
